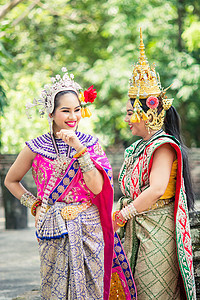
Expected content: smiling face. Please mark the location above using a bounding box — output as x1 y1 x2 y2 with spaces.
51 92 81 133
125 100 149 138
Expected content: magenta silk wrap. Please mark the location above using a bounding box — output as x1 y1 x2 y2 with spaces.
27 133 114 300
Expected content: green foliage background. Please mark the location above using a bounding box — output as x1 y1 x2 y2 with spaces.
0 0 199 153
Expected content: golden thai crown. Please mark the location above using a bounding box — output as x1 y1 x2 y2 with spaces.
128 29 174 130
129 28 162 99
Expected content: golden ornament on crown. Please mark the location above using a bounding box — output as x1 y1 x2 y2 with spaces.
128 28 174 130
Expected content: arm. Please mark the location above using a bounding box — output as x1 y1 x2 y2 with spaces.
131 143 176 212
80 164 104 195
113 143 176 231
4 146 37 199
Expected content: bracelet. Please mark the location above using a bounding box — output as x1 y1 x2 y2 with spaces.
78 152 95 173
121 202 138 220
116 221 126 227
112 211 119 221
73 147 88 158
125 206 132 219
20 192 37 208
112 211 126 227
31 200 42 216
129 202 138 216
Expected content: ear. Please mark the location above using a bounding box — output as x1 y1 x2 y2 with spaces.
49 113 53 119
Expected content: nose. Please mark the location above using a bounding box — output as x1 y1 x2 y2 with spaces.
124 115 129 122
68 111 76 120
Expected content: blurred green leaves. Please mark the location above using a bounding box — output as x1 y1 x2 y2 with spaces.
0 0 199 153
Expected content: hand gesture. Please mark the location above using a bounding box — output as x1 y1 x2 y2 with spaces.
56 129 83 150
112 219 120 232
112 211 126 232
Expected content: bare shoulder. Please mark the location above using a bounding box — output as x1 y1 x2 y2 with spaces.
5 146 37 183
20 145 37 159
153 143 177 161
13 146 37 168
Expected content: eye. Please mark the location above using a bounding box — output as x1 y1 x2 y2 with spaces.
75 108 81 112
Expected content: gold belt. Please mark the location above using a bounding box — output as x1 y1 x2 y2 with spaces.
61 201 93 221
147 197 174 211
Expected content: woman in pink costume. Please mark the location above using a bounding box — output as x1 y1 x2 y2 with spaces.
112 30 196 300
5 68 114 300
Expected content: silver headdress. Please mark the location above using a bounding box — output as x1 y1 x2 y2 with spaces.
26 67 82 132
26 67 97 133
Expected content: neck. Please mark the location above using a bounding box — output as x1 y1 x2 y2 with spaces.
142 129 163 141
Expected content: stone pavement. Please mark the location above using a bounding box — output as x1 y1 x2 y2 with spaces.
0 208 40 300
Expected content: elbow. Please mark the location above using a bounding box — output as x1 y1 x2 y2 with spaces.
4 175 13 191
152 186 167 200
93 185 103 195
92 179 104 195
4 176 9 189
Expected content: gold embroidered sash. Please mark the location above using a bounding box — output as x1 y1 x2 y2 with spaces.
60 200 93 221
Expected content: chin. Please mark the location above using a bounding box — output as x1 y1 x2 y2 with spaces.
68 126 76 131
130 128 136 135
131 129 141 137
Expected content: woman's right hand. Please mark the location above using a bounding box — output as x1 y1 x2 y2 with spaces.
35 205 41 228
56 129 83 151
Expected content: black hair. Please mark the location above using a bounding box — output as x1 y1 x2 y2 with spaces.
164 106 195 211
52 90 80 115
130 98 195 211
130 97 163 114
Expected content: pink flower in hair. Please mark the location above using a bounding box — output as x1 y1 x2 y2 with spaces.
146 96 159 109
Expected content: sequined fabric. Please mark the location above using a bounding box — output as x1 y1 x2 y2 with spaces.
118 133 196 300
109 233 137 300
27 135 114 300
133 204 181 300
39 205 104 300
26 131 98 159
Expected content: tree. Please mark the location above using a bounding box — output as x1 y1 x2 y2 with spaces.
0 0 199 153
0 0 24 20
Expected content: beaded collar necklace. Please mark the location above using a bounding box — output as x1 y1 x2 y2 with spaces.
51 133 72 175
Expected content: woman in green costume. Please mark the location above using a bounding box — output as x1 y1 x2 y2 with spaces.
112 29 196 300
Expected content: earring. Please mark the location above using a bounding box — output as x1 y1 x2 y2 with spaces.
145 120 151 134
48 115 53 134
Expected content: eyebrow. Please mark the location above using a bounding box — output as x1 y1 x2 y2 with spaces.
60 105 81 110
127 109 133 112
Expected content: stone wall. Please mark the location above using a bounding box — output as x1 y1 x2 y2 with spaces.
188 148 200 201
0 154 34 229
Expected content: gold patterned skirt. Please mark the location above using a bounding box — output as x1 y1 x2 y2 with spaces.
124 202 181 300
38 204 104 300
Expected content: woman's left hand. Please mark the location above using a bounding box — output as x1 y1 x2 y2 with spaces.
112 219 120 232
35 205 41 228
112 211 126 232
56 129 83 150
